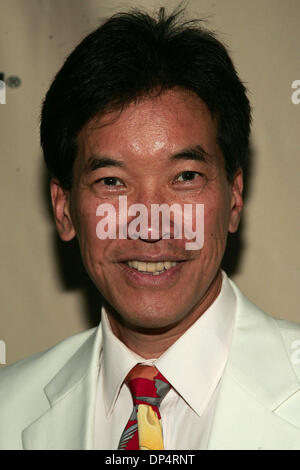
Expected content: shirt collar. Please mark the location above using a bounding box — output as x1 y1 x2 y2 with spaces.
156 271 236 415
101 271 236 416
101 309 147 416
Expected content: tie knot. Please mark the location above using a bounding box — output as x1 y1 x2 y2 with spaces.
125 364 170 409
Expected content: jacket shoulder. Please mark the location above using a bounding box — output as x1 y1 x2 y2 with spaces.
229 278 300 331
0 327 98 448
229 278 300 379
274 318 300 381
0 326 97 390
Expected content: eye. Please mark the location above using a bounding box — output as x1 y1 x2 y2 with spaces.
176 171 201 182
96 177 123 186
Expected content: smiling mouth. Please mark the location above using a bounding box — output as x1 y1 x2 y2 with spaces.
126 260 180 275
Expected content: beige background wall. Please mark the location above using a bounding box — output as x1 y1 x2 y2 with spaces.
0 0 299 366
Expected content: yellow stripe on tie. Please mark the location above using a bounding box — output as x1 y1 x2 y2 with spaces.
137 404 164 450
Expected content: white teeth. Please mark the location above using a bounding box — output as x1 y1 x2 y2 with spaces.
127 260 178 274
138 262 147 272
155 262 164 271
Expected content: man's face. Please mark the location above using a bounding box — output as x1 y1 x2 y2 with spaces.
52 88 243 332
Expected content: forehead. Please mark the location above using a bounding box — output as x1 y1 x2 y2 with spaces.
76 88 220 165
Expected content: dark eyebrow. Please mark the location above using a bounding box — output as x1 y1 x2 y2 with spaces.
170 145 214 164
84 145 213 173
84 155 125 173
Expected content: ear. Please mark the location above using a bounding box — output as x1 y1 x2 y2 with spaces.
50 179 76 241
228 169 244 233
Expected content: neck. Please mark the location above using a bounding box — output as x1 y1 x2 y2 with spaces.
105 270 222 359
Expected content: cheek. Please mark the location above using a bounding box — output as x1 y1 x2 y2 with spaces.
203 199 231 245
76 209 97 244
72 200 106 264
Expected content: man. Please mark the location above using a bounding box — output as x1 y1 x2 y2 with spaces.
1 8 300 450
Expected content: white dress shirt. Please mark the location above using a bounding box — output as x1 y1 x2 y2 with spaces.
94 271 237 450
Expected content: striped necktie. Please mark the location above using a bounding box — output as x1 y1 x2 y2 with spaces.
118 364 171 450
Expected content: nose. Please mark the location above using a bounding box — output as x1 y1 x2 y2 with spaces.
124 186 182 242
140 225 161 243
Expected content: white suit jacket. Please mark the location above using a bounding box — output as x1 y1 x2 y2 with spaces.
1 280 300 450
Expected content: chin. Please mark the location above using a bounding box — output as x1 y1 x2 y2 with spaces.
121 307 184 332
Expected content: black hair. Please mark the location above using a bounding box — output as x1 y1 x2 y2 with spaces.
41 7 251 189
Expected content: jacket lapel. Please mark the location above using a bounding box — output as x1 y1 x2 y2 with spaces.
22 326 103 450
207 372 300 449
208 281 300 449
